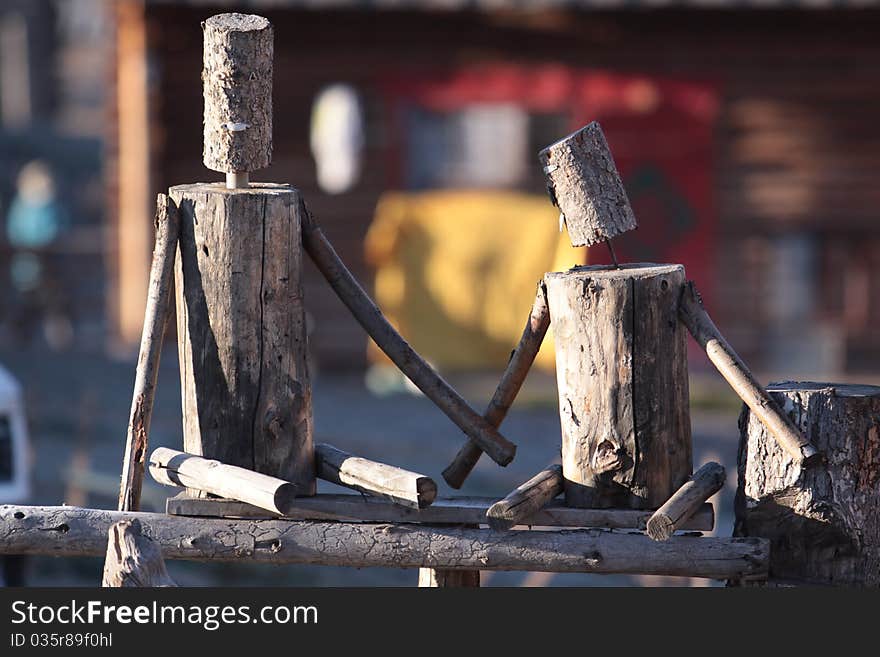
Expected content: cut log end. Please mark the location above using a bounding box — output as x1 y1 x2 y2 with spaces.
415 477 438 509
646 515 675 542
203 12 270 32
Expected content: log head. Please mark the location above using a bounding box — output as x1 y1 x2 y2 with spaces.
202 13 273 175
539 122 637 247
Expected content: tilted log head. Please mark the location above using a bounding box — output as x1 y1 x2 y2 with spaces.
539 121 637 247
202 13 273 184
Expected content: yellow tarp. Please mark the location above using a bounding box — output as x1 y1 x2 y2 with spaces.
366 190 586 372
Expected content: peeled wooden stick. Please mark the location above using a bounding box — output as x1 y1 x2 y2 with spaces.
443 282 551 489
487 464 563 531
301 208 515 467
646 462 725 541
117 194 180 513
316 443 437 509
148 448 300 516
678 281 820 465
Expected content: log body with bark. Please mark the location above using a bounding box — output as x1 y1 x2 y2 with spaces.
545 264 692 509
170 183 314 493
0 505 768 580
735 382 880 586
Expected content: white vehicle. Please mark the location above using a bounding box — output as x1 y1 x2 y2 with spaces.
0 363 30 505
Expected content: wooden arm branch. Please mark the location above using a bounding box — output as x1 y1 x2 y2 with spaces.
646 461 725 541
443 282 551 488
149 448 300 516
118 194 180 513
300 207 515 467
678 281 820 465
316 443 437 509
486 464 563 530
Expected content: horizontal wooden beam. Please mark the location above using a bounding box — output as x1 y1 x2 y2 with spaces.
166 493 714 531
0 505 765 580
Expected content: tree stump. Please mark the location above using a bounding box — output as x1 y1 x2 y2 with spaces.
735 382 880 586
102 519 176 587
545 263 692 509
170 183 314 494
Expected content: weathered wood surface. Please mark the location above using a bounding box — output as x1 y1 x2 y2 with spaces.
171 183 314 494
149 448 300 516
419 523 481 587
118 194 179 513
418 568 480 587
301 208 515 466
443 282 551 488
679 281 819 465
545 263 692 509
0 506 767 580
735 382 880 586
315 443 436 509
202 13 272 174
487 465 563 531
166 493 714 530
538 122 637 247
647 462 725 541
102 519 176 587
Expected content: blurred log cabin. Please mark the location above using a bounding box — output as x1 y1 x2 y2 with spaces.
103 0 880 375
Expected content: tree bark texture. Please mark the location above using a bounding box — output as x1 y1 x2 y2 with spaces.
538 121 637 247
545 263 692 509
735 382 880 586
202 13 272 173
1 505 767 580
170 182 313 494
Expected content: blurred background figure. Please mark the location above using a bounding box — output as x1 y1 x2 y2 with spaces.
4 160 72 350
0 362 31 587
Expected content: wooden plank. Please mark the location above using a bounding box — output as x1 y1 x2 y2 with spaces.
315 443 436 509
148 448 300 516
164 493 714 531
0 505 766 580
